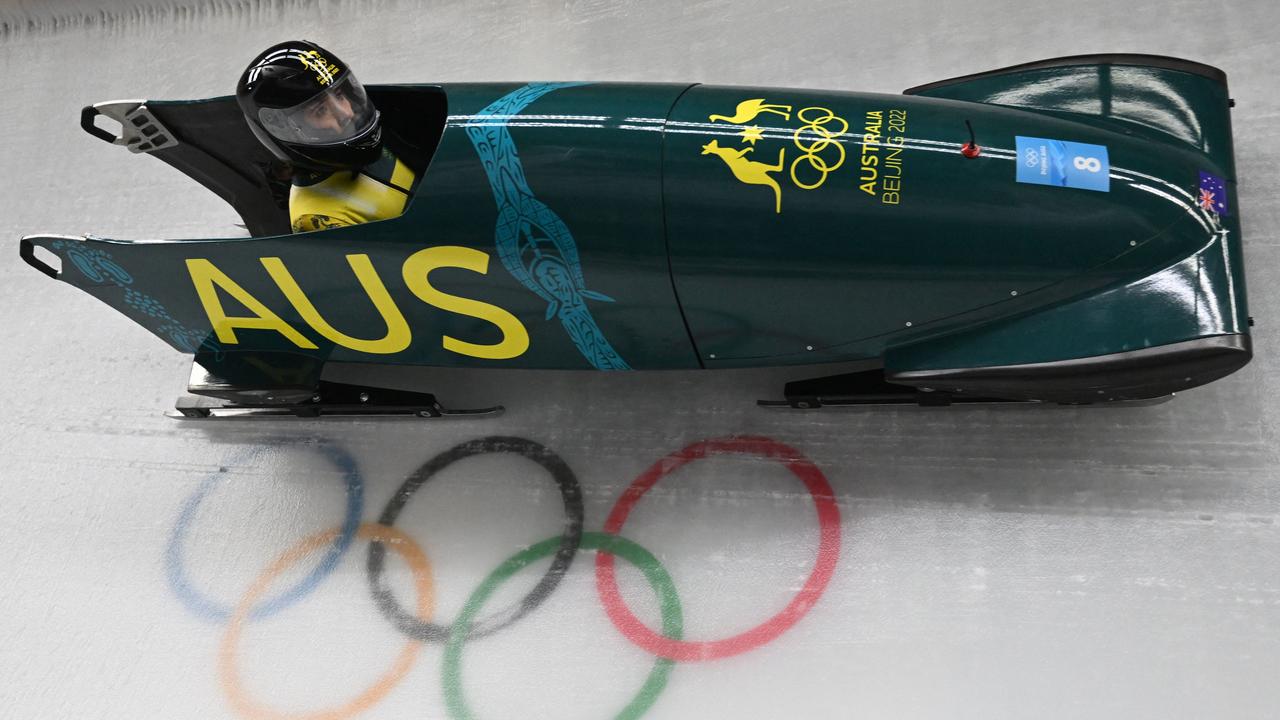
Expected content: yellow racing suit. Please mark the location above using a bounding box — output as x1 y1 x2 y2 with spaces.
289 146 416 233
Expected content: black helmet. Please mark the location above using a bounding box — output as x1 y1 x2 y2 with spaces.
236 40 382 172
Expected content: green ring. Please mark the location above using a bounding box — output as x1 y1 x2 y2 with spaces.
443 532 684 719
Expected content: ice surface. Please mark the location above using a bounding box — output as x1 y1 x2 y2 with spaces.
1 1 1278 718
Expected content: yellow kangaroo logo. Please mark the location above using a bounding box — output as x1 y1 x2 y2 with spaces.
709 99 793 124
701 140 785 214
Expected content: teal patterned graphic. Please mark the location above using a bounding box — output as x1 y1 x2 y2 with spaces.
51 240 223 357
464 82 632 371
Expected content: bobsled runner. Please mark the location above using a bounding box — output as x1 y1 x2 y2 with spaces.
20 54 1252 417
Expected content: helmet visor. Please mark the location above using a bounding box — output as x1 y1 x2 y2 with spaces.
257 75 376 145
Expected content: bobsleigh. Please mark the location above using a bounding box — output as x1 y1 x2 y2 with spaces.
20 54 1252 417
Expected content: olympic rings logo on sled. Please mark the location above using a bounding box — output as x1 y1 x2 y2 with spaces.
166 435 843 719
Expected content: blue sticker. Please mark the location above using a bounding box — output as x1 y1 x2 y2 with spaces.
1016 136 1110 192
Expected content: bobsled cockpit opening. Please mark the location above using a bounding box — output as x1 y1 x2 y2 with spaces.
81 85 448 240
366 85 447 188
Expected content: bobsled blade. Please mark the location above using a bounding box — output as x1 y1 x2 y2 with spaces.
166 393 504 420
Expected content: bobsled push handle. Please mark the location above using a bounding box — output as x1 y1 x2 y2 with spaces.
19 236 59 279
80 100 179 154
80 105 120 145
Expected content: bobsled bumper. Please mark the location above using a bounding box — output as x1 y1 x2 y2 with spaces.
888 334 1251 403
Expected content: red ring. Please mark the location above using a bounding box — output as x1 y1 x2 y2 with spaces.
595 436 841 661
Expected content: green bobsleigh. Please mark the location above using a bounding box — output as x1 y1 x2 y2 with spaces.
20 54 1252 416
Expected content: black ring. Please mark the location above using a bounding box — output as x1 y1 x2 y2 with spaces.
366 436 584 642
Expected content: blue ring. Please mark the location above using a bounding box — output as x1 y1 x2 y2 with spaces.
164 442 362 622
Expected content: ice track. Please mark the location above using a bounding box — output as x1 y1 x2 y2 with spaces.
2 1 1279 718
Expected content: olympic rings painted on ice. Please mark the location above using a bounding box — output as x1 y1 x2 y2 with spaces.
367 436 584 642
166 443 362 622
167 433 841 717
595 435 841 661
219 523 434 720
443 532 683 720
789 106 848 190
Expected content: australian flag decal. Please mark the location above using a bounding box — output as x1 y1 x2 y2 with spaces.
1198 171 1230 216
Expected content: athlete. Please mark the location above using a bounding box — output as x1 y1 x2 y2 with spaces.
236 40 416 233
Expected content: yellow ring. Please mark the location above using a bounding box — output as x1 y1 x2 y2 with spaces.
790 141 846 189
797 106 849 136
790 106 848 189
797 105 834 124
218 524 435 720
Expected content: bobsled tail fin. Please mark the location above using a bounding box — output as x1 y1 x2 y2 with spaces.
905 54 1235 176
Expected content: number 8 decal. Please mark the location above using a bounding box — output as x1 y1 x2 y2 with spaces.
1073 156 1102 173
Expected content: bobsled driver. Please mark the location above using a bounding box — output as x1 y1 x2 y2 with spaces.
236 40 416 233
